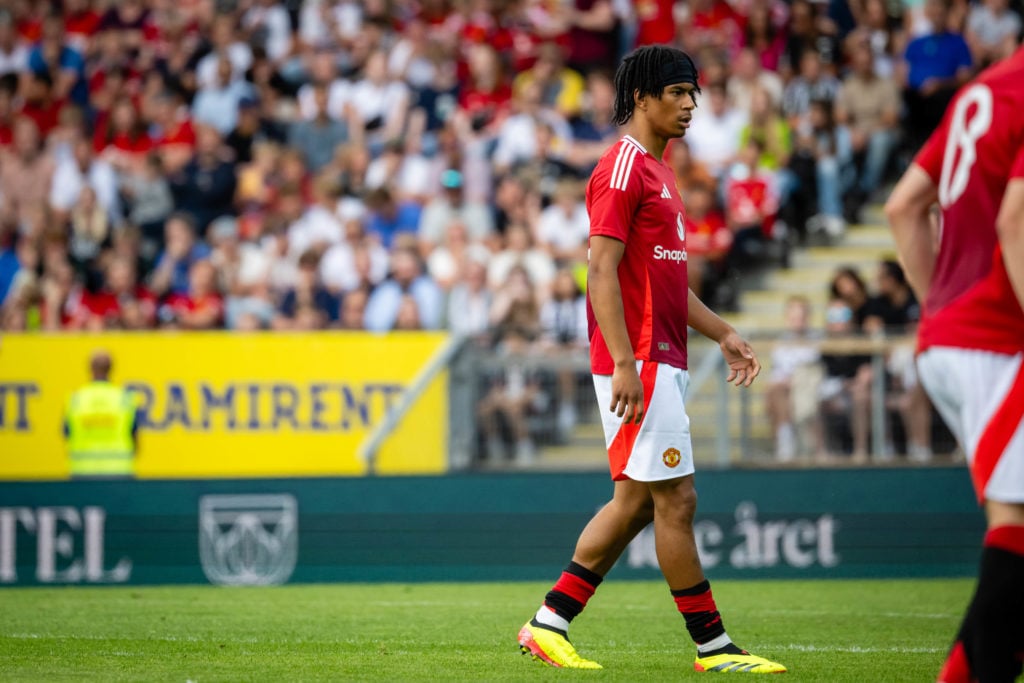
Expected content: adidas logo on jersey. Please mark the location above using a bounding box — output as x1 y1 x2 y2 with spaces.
661 184 673 199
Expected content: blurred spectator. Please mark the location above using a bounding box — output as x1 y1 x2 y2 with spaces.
1 117 54 225
0 12 28 77
339 287 369 330
349 49 410 149
226 96 287 164
782 0 841 76
835 41 900 220
684 182 732 302
534 180 589 265
477 326 543 464
243 0 294 65
274 249 339 330
50 137 120 225
363 186 421 249
739 86 792 175
446 257 492 338
196 14 253 89
364 246 443 331
20 69 64 140
426 220 491 290
192 56 255 136
725 140 779 265
320 218 389 295
788 99 846 240
120 152 174 264
458 44 512 135
678 0 744 58
159 259 224 330
817 296 873 459
900 0 973 151
488 223 557 298
864 259 921 334
149 89 196 174
782 51 840 132
854 0 900 79
418 169 494 253
513 42 585 119
287 173 343 258
67 186 110 274
729 48 784 113
966 0 1022 66
830 265 873 327
568 70 618 171
93 97 153 173
76 256 156 331
149 213 210 298
863 259 931 462
492 80 573 174
28 14 87 106
668 139 716 194
686 82 747 179
169 124 237 234
766 296 824 461
741 4 788 72
288 83 350 173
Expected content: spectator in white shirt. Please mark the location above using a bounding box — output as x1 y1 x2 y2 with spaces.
0 12 27 76
242 0 293 64
287 174 344 259
535 180 589 265
192 56 255 136
196 14 253 88
418 169 494 254
685 81 748 178
49 137 120 224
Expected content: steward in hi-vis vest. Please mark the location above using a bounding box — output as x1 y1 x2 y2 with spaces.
64 351 138 478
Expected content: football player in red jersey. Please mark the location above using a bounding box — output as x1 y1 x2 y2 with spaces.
886 43 1024 683
516 45 786 675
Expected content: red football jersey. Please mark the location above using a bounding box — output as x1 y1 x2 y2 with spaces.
586 135 690 373
914 46 1024 355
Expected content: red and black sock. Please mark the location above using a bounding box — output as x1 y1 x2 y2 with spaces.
672 579 743 655
537 561 603 632
947 526 1024 683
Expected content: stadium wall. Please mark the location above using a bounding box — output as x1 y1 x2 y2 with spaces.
0 332 449 478
0 468 983 586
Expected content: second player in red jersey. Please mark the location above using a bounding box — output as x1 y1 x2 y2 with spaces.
886 44 1024 683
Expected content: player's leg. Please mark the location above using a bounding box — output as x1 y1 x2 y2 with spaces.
517 479 653 669
921 348 1024 683
647 476 786 674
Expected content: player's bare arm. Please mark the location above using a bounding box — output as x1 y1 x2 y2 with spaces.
884 164 938 302
686 290 760 387
996 178 1024 313
588 235 644 423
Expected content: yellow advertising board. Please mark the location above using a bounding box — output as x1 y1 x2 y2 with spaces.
0 332 450 479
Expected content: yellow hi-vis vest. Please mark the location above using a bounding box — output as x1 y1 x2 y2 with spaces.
65 382 136 477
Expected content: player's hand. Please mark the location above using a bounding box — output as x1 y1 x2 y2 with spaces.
610 362 645 424
720 332 760 387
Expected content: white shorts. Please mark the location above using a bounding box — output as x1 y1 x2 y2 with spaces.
917 347 1024 503
593 361 694 482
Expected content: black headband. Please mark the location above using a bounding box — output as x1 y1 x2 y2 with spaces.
657 55 700 90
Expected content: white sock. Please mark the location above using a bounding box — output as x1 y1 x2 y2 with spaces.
697 632 734 654
534 605 569 633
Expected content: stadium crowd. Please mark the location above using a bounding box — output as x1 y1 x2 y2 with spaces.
0 0 1019 459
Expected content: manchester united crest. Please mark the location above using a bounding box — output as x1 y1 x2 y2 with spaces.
663 447 681 468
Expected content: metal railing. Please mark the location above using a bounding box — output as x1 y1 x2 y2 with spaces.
447 332 958 471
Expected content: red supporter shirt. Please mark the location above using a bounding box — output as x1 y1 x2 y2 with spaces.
587 135 690 373
914 46 1024 355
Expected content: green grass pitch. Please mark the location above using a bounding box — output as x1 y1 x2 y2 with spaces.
2 578 972 681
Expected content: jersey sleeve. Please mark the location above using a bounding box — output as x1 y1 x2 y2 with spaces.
587 145 645 243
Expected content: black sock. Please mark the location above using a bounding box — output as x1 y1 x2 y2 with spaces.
671 580 742 655
960 533 1024 683
542 561 604 623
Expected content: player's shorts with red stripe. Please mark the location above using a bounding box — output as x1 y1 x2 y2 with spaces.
917 348 1024 503
593 361 694 482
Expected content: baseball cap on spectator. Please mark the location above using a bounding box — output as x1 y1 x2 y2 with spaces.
441 169 463 190
239 95 260 110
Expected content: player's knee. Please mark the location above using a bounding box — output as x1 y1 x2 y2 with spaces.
651 479 698 524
